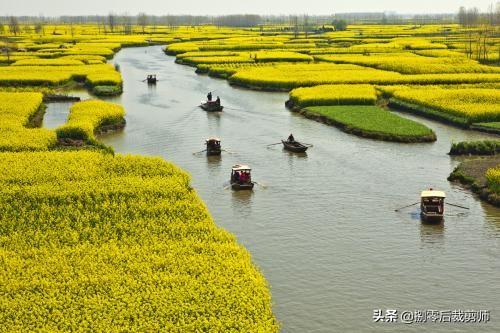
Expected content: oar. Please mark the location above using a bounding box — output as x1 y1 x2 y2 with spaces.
394 202 420 212
222 148 236 154
192 149 206 155
253 181 267 188
446 202 470 210
224 106 245 111
266 142 282 147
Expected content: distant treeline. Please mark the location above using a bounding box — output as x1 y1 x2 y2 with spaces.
0 7 499 27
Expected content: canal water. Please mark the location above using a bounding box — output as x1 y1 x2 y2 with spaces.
47 46 500 332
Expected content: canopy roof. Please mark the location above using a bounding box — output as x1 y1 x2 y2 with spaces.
421 190 446 198
232 164 251 171
206 137 221 142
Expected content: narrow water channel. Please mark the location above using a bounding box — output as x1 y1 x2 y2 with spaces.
50 46 500 332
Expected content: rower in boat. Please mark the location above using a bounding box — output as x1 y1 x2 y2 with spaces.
200 95 223 112
282 133 308 153
230 165 254 190
206 137 221 156
146 74 157 84
420 188 445 223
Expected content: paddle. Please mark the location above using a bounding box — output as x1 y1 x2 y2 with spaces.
224 106 245 111
253 181 267 188
446 202 470 210
394 202 420 212
266 142 282 146
192 149 206 155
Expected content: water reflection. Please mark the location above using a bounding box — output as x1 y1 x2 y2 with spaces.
420 220 445 246
206 111 222 132
231 189 254 214
206 155 222 177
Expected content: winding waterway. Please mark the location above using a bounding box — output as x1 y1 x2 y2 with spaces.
47 46 500 332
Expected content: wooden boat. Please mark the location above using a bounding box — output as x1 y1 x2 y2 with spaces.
420 189 445 222
282 140 308 153
200 100 223 112
146 74 157 84
230 165 254 190
206 137 221 156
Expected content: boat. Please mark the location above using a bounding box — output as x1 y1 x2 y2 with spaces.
420 189 446 222
230 165 254 190
146 74 157 84
206 137 221 156
200 100 223 112
282 139 308 153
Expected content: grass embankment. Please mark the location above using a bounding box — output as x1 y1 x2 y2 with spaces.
0 151 279 332
470 122 500 135
301 106 436 143
449 140 500 155
56 100 126 148
448 155 500 207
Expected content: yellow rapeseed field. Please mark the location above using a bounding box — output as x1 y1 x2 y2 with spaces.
0 92 56 151
0 151 279 332
290 84 378 106
56 100 125 143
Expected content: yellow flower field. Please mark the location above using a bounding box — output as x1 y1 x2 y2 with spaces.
0 92 56 151
392 87 500 123
0 151 279 332
56 100 125 143
290 84 378 106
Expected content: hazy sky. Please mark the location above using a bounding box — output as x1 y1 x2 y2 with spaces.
2 0 495 16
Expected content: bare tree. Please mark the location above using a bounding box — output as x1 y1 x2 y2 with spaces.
1 38 17 62
34 22 44 35
8 16 20 35
291 15 299 38
304 14 309 38
122 14 132 35
138 12 148 33
458 6 467 25
108 13 116 33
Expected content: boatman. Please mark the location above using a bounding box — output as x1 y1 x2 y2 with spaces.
215 96 220 106
207 92 212 101
288 133 295 142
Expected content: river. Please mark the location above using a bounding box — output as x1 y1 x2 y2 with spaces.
45 46 500 332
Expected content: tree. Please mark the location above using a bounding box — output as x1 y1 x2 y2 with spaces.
1 38 17 62
8 16 19 35
34 22 44 35
291 15 299 38
108 13 116 32
0 24 4 35
458 6 467 25
122 14 132 35
304 14 309 38
138 12 148 33
332 19 347 31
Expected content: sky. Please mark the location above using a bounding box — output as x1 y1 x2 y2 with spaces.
2 0 495 16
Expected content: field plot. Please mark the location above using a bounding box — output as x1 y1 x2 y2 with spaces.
0 151 279 332
390 87 500 125
0 92 56 151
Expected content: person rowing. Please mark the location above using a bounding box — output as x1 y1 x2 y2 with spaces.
288 133 295 143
